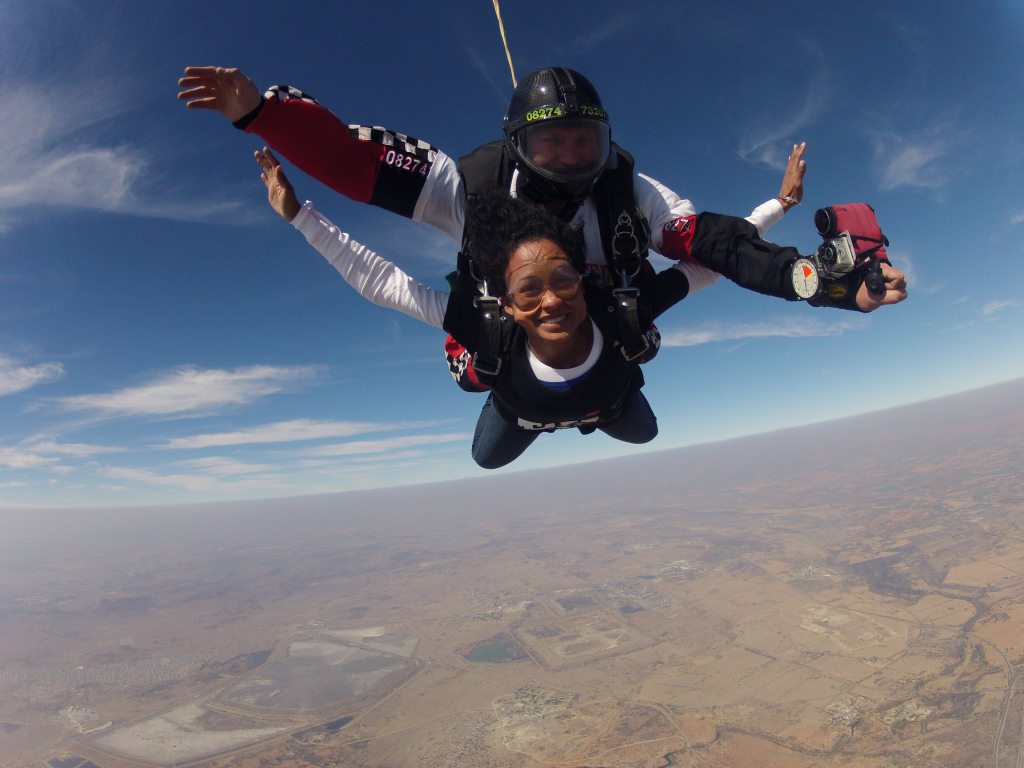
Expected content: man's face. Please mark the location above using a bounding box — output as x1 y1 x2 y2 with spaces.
522 120 608 178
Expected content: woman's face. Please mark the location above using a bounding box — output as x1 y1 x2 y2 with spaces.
501 238 587 346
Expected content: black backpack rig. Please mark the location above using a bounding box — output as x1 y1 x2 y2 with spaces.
448 140 655 379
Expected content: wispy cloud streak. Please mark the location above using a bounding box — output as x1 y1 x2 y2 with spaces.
738 49 828 169
0 81 242 230
160 418 443 449
0 438 118 469
981 300 1019 317
55 365 321 417
304 433 468 457
874 136 952 190
173 456 274 476
661 317 862 347
868 118 964 191
0 353 64 396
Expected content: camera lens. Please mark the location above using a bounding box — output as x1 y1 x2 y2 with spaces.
814 207 838 237
819 242 837 269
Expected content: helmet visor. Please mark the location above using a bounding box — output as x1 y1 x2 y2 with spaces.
515 119 611 184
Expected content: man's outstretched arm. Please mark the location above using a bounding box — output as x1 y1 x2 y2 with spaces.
179 66 445 220
664 212 907 312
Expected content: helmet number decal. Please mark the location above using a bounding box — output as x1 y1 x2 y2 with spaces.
523 105 607 121
525 106 565 121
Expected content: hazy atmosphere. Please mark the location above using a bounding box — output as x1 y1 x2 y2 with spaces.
3 381 1022 767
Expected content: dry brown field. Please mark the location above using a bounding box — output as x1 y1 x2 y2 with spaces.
1 379 1022 767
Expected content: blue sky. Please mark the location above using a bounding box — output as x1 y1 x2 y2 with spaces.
1 0 1022 508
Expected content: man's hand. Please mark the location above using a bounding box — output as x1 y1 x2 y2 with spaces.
856 262 908 311
256 148 301 222
178 66 261 122
777 142 806 211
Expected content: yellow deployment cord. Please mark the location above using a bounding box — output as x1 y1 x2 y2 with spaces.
492 0 517 87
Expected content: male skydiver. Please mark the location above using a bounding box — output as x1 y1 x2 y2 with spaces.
177 65 803 289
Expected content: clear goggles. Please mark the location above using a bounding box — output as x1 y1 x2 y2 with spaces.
514 119 611 183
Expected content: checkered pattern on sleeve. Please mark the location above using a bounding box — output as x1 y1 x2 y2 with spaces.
265 85 320 105
347 125 438 163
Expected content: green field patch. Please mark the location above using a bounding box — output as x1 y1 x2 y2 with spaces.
465 634 527 663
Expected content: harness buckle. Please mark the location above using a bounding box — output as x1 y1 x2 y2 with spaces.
611 211 643 281
472 295 504 376
612 287 651 362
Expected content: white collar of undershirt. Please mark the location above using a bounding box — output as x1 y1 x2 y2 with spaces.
526 318 602 382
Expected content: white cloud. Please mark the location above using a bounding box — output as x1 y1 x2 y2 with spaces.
55 365 320 417
304 432 469 457
981 299 1019 317
876 139 951 190
102 465 224 492
23 439 117 457
0 447 57 469
868 120 964 192
738 51 828 170
159 418 437 449
173 457 274 476
0 145 142 210
0 438 118 469
101 464 284 494
0 79 242 229
660 317 862 347
0 353 64 396
1011 211 1024 227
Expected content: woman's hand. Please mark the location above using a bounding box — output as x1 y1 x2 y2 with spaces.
256 147 301 222
777 142 806 211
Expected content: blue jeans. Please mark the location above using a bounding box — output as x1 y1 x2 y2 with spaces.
471 391 658 469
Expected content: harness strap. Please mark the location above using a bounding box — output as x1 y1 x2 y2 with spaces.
472 294 505 376
612 287 651 362
455 142 512 377
595 147 651 361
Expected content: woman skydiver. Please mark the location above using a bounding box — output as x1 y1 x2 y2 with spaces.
257 148 676 468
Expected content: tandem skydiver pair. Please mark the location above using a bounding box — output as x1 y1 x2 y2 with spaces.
179 65 907 468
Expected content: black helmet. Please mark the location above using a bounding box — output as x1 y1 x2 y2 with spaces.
503 67 611 203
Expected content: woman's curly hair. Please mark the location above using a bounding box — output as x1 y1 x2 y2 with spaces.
465 191 585 296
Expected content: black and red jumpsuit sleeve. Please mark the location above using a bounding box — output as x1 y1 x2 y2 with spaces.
236 86 437 219
660 212 801 301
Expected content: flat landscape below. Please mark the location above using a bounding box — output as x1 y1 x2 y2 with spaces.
2 379 1022 768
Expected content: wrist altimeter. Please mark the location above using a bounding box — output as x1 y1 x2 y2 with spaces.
791 257 822 300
